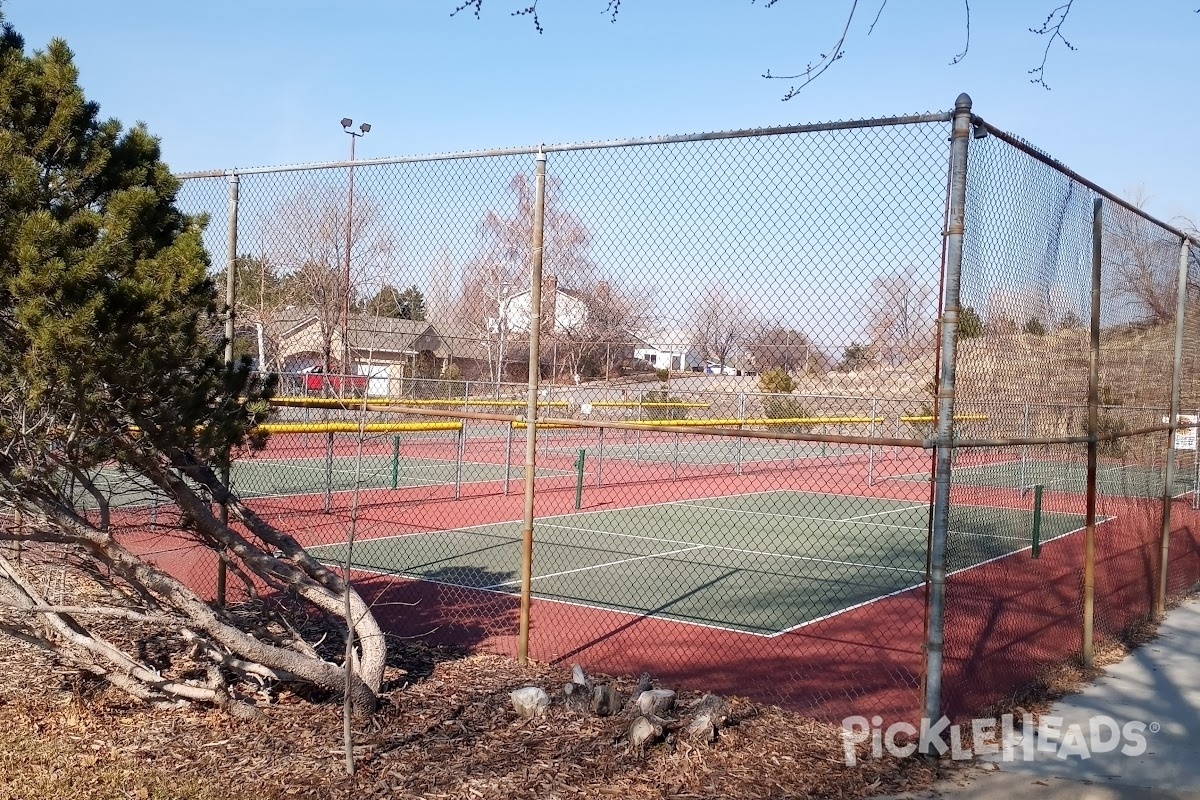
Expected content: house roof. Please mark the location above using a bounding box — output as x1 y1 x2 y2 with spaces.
633 328 697 352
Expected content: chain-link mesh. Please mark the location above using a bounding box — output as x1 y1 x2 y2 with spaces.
166 108 1198 726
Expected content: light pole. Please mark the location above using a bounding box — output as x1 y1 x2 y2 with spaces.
340 118 370 380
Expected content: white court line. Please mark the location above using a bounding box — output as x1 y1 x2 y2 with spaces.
767 513 1117 638
341 562 775 637
842 505 927 522
502 522 927 575
319 493 1101 638
484 545 708 588
675 500 922 525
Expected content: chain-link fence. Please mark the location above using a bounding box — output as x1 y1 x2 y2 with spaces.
158 94 1199 726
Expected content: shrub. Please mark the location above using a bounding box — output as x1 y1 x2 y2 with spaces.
959 306 985 339
758 366 795 395
654 367 670 383
762 395 812 421
838 343 875 372
439 363 466 398
641 390 689 420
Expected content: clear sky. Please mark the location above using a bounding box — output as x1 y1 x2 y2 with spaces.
6 0 1196 227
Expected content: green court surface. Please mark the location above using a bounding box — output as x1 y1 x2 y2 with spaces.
543 438 860 467
890 458 1195 499
77 457 562 508
228 456 559 497
310 490 1091 636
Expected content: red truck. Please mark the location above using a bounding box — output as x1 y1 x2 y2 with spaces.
299 366 368 396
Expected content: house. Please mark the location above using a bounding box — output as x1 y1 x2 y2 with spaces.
502 275 589 334
272 309 455 396
632 329 704 372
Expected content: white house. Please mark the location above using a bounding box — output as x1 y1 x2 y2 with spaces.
502 275 589 334
632 328 704 372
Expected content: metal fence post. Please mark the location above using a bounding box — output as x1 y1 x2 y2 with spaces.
1083 198 1103 668
922 93 973 737
217 172 239 609
867 398 878 485
517 150 547 666
1156 238 1192 616
1018 401 1031 490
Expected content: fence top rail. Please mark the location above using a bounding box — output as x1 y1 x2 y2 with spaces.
175 111 952 179
977 118 1199 246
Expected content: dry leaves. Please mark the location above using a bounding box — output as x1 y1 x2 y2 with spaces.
0 636 937 800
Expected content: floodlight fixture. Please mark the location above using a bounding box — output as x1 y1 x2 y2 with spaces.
341 117 353 129
359 122 371 134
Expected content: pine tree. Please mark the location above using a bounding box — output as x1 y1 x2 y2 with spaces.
0 19 384 713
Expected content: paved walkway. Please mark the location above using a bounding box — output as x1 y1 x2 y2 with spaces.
891 597 1200 799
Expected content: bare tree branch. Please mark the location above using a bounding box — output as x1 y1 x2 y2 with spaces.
1028 1 1078 89
760 0 863 101
950 0 971 65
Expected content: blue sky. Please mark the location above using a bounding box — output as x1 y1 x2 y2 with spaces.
6 0 1196 226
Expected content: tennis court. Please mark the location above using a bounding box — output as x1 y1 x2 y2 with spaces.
77 455 565 508
889 457 1196 499
309 490 1094 636
542 436 861 468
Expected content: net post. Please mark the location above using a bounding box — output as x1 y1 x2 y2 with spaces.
1156 237 1191 617
454 420 465 500
735 393 745 475
390 433 400 489
1083 197 1103 669
596 426 605 487
673 431 680 480
1031 484 1044 559
504 422 513 496
517 149 547 666
575 449 586 509
922 93 973 745
1018 402 1031 490
867 398 878 485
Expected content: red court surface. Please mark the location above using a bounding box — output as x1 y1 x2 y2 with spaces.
115 448 1199 725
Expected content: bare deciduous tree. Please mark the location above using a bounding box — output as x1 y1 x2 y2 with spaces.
264 188 395 373
549 278 655 378
458 172 598 382
692 287 753 371
866 267 936 366
1105 191 1195 325
746 322 821 374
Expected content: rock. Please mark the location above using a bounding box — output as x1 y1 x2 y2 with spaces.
628 715 664 755
590 684 623 717
562 681 590 712
635 688 676 717
685 713 717 743
684 694 731 743
510 686 550 719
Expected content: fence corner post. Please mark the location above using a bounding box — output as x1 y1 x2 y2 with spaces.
922 93 972 744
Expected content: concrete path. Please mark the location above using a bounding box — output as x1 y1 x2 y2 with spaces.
889 597 1200 799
